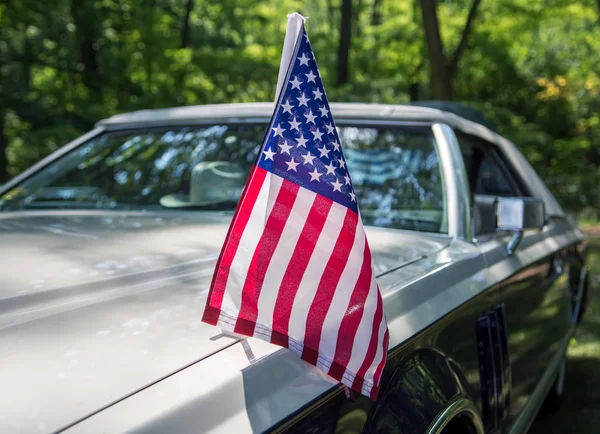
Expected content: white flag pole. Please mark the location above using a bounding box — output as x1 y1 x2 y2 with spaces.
274 13 307 103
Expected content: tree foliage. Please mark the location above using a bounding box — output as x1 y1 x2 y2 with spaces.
1 0 599 217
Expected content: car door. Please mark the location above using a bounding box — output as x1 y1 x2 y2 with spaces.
456 133 571 427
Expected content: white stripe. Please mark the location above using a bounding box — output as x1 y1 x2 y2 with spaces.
317 224 365 361
287 202 347 346
254 185 317 338
265 174 284 221
345 270 378 375
219 172 278 316
362 309 387 394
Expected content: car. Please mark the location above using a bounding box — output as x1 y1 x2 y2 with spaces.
0 102 589 434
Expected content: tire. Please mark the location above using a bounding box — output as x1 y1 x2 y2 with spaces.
540 356 566 414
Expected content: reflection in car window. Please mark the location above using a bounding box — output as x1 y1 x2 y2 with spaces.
458 135 519 197
1 124 447 233
340 126 446 233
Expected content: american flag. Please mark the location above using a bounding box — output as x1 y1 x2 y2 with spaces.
202 16 388 400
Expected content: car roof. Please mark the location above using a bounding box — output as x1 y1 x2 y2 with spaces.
95 102 495 140
96 102 441 127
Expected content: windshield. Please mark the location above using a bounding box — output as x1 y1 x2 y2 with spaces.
0 123 447 233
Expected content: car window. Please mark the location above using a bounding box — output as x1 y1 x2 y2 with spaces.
458 134 529 236
340 126 446 233
458 135 521 197
1 124 447 234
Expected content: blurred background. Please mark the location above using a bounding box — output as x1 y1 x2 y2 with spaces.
1 1 599 432
1 0 599 223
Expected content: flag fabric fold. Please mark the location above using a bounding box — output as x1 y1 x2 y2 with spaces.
202 13 389 400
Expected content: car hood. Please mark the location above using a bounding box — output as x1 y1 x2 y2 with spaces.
0 211 449 433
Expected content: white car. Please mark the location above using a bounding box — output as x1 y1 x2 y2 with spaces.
0 103 589 434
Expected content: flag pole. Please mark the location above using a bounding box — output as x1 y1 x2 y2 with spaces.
274 13 307 103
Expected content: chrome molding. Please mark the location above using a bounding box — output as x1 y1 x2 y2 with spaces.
572 265 588 325
426 396 485 434
432 123 473 240
508 325 576 434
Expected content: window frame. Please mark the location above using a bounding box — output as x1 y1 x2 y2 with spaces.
1 120 453 238
455 133 532 240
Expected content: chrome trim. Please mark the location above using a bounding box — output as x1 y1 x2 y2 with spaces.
572 265 588 325
506 231 523 256
0 127 106 196
508 325 575 434
432 123 472 240
426 396 485 434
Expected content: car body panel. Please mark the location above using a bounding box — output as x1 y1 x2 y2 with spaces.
0 211 447 434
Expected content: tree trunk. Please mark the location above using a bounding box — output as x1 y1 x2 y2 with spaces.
22 36 33 92
448 0 482 78
70 0 101 92
181 0 194 48
336 0 353 86
372 0 382 25
419 0 452 100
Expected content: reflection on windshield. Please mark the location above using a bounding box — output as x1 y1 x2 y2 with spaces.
1 124 447 234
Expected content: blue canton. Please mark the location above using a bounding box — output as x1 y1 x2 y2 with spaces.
257 27 358 214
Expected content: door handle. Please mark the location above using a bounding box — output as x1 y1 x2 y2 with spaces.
552 256 564 275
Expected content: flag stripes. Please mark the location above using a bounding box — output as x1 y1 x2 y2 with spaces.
203 16 388 401
270 194 332 347
234 180 299 336
203 168 387 399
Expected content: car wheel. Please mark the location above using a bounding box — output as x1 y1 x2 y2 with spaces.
540 356 567 414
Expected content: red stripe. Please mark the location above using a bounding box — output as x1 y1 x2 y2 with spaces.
372 329 389 387
234 179 300 335
352 287 385 393
270 195 333 347
301 210 358 365
327 237 373 380
202 165 266 325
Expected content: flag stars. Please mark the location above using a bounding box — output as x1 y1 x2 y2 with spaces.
312 128 324 142
281 99 294 115
286 158 300 171
304 110 317 124
296 134 309 147
263 148 275 161
302 152 317 166
289 117 301 131
318 145 331 159
297 92 309 107
308 168 322 182
297 53 310 66
324 161 336 175
256 32 361 211
290 76 303 90
278 141 293 154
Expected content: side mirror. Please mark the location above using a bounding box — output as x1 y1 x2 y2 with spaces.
495 197 545 254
